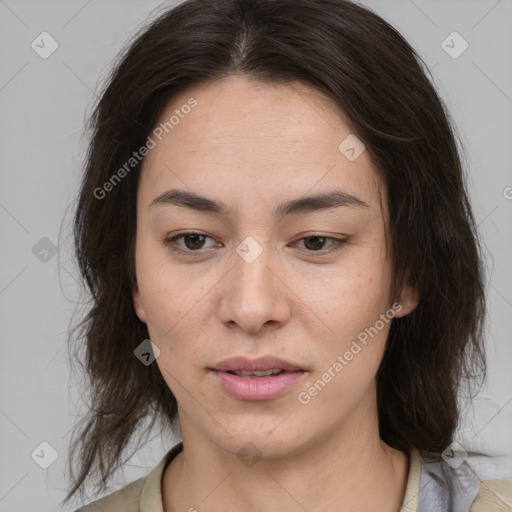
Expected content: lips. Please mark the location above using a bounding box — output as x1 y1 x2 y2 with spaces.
210 356 306 401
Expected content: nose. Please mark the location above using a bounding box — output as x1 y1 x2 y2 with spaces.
218 240 291 334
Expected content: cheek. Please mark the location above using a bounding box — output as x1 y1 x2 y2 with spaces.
135 236 194 322
304 250 393 393
314 254 392 336
300 285 393 414
135 245 216 370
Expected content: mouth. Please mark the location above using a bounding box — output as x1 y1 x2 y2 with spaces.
210 356 307 401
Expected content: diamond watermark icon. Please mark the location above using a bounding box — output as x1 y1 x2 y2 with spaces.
338 134 365 161
31 441 59 469
441 32 469 59
442 441 468 469
134 338 161 365
32 237 58 263
236 236 263 264
237 442 262 468
31 32 59 59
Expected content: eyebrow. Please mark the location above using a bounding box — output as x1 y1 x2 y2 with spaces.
149 188 369 217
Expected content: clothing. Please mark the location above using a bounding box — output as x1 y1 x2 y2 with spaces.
75 442 512 511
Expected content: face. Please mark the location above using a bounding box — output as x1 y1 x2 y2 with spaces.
132 75 417 459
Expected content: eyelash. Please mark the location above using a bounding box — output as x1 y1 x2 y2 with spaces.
162 232 348 258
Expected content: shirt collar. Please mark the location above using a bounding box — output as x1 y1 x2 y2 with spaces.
400 448 421 511
139 441 184 511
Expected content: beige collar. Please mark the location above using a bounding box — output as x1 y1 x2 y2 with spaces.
399 448 421 511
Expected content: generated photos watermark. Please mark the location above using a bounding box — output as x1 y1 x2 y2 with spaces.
297 302 403 405
93 97 198 200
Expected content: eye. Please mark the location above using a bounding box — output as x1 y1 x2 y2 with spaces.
292 235 347 256
163 232 219 255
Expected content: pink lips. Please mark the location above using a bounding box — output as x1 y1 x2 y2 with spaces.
211 356 306 401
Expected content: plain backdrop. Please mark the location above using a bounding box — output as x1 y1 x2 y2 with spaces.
1 1 511 511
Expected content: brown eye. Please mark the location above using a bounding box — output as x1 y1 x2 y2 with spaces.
293 235 348 257
163 232 219 255
182 234 207 250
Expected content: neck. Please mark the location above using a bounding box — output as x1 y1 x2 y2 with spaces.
162 400 409 512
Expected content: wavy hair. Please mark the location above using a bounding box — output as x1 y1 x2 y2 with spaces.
65 0 486 503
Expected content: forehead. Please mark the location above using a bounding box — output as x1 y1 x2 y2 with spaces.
139 75 383 215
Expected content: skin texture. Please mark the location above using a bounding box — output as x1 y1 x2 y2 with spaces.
132 76 419 512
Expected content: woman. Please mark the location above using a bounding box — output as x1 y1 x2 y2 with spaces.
65 0 511 510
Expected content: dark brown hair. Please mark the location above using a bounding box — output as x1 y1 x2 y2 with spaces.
65 0 486 503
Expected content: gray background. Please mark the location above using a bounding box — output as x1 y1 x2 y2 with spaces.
0 1 511 510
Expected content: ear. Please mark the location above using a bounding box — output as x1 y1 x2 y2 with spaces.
393 270 420 319
132 287 147 324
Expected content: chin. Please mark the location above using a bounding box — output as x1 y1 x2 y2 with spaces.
209 418 314 462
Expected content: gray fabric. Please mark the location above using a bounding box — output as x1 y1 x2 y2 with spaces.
417 454 481 512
